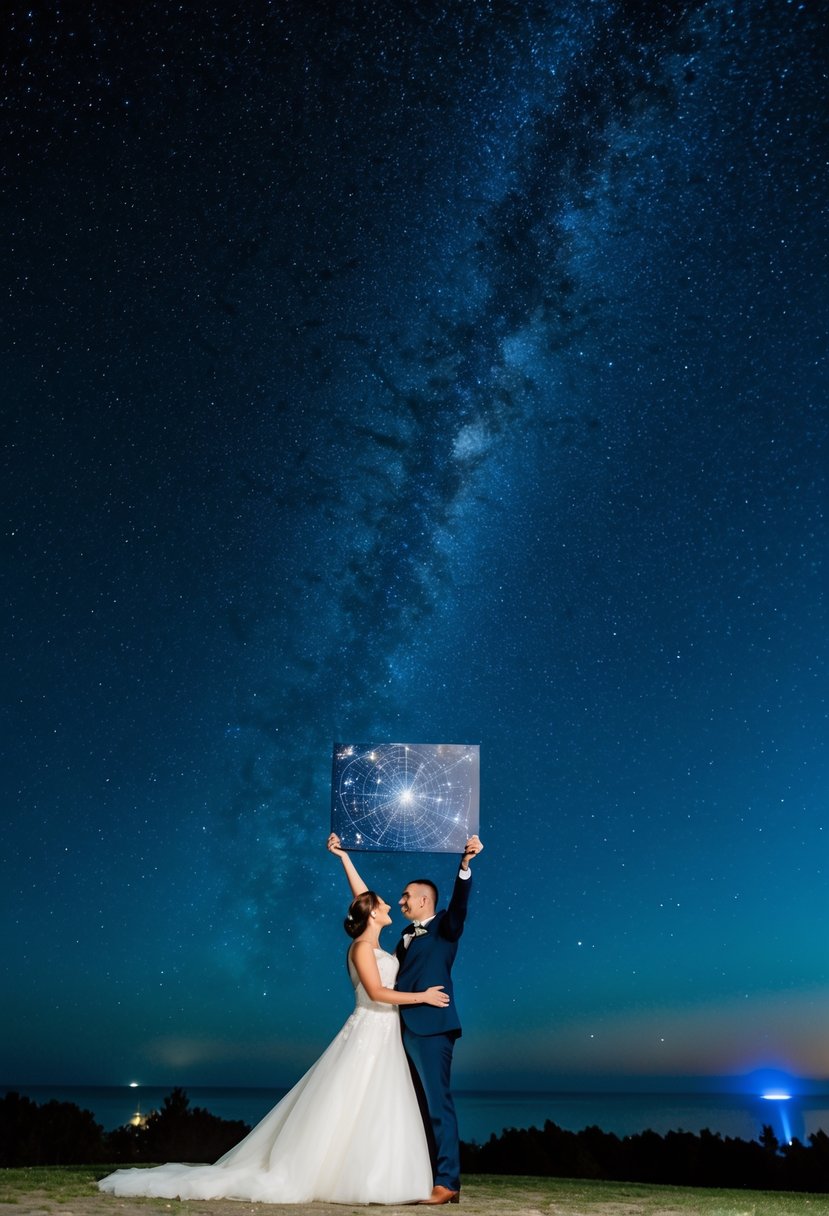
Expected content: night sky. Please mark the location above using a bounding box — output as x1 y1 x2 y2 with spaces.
3 0 827 1094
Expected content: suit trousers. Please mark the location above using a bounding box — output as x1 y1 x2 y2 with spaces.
401 1026 460 1192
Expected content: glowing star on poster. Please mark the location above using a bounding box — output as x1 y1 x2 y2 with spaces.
331 742 480 853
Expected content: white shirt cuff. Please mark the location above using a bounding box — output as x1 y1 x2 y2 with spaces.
458 866 472 880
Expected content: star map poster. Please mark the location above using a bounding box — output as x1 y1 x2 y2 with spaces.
331 742 480 852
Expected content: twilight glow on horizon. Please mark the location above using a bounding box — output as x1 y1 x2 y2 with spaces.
2 0 827 1093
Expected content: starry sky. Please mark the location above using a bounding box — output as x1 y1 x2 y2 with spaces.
3 0 827 1094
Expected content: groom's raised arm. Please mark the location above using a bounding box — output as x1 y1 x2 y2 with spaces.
440 834 483 941
327 832 369 898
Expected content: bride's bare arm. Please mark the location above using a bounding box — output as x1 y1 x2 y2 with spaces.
349 941 449 1007
327 832 369 898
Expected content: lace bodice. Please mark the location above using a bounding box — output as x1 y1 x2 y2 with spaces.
348 947 400 1013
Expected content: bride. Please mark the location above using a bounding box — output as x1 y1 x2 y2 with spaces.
98 861 447 1204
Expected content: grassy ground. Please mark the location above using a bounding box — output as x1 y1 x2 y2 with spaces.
2 1168 829 1216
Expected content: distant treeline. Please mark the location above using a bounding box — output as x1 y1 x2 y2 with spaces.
0 1087 249 1168
3 1088 829 1193
460 1118 829 1192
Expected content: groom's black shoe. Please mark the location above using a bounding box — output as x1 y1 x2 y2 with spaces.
418 1185 460 1204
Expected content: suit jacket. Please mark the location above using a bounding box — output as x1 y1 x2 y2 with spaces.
395 870 471 1037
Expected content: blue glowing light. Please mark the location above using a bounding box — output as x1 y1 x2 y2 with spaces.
760 1091 795 1144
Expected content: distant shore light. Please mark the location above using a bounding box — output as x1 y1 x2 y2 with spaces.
129 1081 139 1088
762 1091 791 1101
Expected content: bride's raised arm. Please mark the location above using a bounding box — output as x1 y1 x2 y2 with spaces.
327 832 369 898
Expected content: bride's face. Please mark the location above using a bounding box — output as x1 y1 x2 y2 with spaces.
372 898 393 928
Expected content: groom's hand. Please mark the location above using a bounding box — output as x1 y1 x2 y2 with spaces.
460 835 483 870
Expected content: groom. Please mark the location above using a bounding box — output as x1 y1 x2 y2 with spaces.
395 834 483 1206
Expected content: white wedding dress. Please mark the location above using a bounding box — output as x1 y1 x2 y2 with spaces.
98 949 433 1204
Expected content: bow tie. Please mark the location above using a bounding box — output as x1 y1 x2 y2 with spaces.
405 922 428 937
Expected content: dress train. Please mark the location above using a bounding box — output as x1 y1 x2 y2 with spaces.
98 949 432 1203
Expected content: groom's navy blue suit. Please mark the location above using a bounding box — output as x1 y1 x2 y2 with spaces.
395 870 471 1193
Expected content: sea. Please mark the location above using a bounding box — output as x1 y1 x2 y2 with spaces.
4 1084 829 1146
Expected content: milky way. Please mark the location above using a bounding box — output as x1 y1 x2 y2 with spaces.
3 1 827 1088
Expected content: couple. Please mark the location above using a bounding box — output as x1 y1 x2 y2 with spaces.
98 832 483 1205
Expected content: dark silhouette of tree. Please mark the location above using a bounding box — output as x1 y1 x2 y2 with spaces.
105 1087 251 1164
461 1117 829 1193
0 1091 106 1166
759 1123 780 1155
780 1130 829 1193
0 1088 250 1167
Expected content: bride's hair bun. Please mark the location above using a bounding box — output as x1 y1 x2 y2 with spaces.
344 890 379 938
